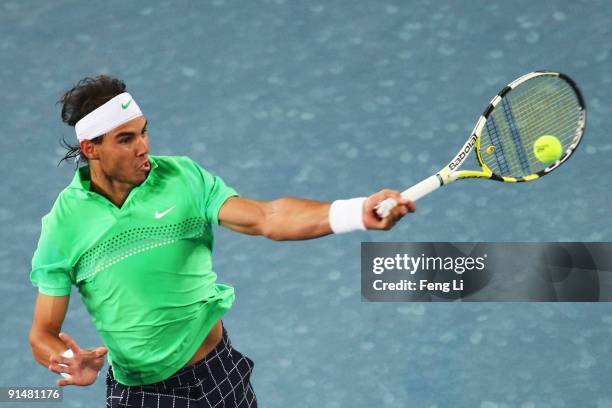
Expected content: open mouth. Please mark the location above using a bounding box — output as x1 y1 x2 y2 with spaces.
141 161 151 171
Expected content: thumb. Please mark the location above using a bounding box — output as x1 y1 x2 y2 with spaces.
94 347 108 358
57 378 74 387
58 332 83 354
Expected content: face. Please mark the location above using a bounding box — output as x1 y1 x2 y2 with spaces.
81 116 150 186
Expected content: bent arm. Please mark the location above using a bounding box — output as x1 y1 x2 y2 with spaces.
29 294 70 367
218 196 332 241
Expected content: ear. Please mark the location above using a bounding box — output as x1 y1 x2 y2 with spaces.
80 140 99 161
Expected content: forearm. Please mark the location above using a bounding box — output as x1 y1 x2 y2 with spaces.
29 329 68 367
262 197 332 241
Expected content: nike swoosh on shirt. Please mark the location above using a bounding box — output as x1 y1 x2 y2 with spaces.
155 206 176 219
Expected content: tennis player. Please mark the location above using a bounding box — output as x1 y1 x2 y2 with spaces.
28 76 415 408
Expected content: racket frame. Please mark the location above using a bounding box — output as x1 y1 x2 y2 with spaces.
376 71 586 217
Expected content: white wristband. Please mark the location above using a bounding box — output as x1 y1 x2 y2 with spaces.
59 349 73 380
329 197 367 234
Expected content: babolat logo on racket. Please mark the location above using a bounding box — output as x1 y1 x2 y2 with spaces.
449 134 478 171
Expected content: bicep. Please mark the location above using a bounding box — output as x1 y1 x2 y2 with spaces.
218 196 269 236
31 293 69 335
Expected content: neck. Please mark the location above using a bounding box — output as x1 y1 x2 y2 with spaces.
89 165 134 208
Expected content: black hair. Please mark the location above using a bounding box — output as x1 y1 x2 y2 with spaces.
57 75 127 167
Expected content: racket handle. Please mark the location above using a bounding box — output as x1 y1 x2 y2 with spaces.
375 175 441 218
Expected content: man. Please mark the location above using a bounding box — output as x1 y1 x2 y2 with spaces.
29 76 415 408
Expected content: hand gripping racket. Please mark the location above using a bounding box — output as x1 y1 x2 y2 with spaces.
376 71 586 218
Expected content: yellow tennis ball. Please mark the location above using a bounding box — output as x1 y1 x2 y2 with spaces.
533 135 563 164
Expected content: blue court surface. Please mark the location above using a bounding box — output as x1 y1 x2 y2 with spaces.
1 1 611 407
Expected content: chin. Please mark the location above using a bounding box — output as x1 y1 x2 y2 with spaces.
131 174 147 185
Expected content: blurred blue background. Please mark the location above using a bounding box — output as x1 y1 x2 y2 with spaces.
1 1 611 407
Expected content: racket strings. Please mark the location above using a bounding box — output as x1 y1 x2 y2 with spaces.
505 81 579 141
511 86 576 115
511 95 580 159
484 115 511 174
501 97 532 174
511 93 580 143
480 76 581 177
510 101 579 163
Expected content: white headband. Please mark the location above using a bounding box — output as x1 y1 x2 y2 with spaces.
75 92 143 141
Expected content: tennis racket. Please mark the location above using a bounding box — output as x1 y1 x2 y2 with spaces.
376 71 586 218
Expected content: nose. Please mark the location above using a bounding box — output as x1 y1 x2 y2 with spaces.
136 134 149 156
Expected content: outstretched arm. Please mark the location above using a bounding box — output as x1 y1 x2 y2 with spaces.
218 189 416 241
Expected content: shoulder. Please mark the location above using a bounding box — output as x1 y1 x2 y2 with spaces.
44 186 82 228
36 187 82 253
150 155 217 182
150 155 209 175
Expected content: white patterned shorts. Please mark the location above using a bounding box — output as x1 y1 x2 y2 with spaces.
106 327 257 407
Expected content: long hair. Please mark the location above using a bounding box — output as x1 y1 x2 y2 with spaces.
57 75 127 167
